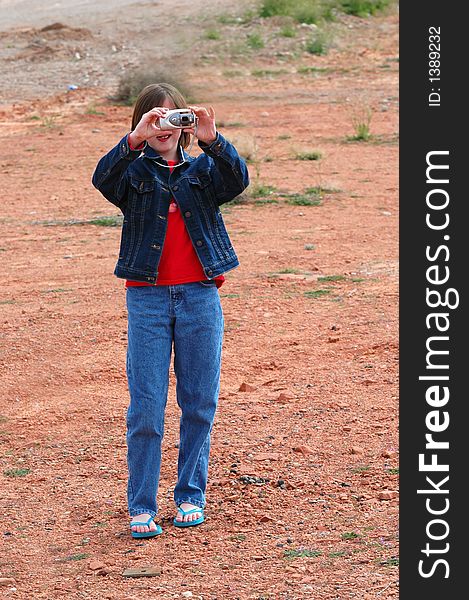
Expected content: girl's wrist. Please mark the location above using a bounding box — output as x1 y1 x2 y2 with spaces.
200 131 217 145
128 131 145 149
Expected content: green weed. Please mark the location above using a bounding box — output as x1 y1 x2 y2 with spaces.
381 556 399 567
284 192 322 206
317 275 346 282
87 215 123 227
205 29 221 40
297 66 330 74
351 465 371 473
247 32 265 49
341 0 391 17
295 150 322 161
280 25 297 37
260 0 333 23
254 198 279 205
341 531 360 540
251 69 288 77
85 104 105 116
250 184 277 199
223 69 244 78
304 289 331 299
4 468 31 477
305 31 330 55
347 104 373 141
40 116 58 129
59 553 90 562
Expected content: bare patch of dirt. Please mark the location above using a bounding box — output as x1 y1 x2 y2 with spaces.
0 2 398 598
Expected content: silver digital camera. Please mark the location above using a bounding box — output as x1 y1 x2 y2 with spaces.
158 108 197 130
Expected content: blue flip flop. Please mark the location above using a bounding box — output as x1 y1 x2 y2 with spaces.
173 506 205 528
130 516 162 538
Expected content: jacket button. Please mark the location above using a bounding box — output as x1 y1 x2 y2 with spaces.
184 211 192 218
196 240 203 247
152 244 161 250
172 185 179 192
207 270 213 276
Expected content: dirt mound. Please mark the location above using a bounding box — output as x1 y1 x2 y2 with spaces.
2 22 92 62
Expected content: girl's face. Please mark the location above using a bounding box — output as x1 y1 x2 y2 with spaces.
147 97 182 161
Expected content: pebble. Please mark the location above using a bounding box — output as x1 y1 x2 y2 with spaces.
293 445 314 455
181 593 193 598
0 578 16 586
351 446 364 455
254 452 280 461
238 382 256 392
378 491 398 500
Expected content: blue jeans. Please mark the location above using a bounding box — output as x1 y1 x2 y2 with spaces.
125 281 224 518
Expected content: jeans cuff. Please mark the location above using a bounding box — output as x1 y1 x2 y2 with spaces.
129 509 157 518
174 497 205 509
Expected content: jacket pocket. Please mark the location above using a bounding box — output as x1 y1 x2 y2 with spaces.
128 178 155 214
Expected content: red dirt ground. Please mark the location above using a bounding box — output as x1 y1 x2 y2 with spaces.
0 4 398 599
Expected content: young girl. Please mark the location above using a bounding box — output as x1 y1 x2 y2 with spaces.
92 83 249 538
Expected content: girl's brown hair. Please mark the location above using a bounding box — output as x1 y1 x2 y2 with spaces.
131 83 191 149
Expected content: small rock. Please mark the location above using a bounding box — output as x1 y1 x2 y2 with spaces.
260 111 270 117
181 592 193 598
351 446 364 455
89 559 106 571
259 515 274 522
239 382 256 392
254 452 280 461
328 336 340 343
378 491 398 500
342 426 352 432
381 449 398 459
0 578 16 586
293 445 314 455
277 392 294 403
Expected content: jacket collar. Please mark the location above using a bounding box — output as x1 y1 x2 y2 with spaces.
143 143 194 166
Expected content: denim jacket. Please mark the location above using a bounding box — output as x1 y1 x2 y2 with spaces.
92 132 249 283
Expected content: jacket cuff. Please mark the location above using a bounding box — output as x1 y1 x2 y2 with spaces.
198 132 226 156
119 134 146 160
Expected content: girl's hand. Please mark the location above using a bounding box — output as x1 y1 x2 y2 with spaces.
128 107 169 147
186 105 217 145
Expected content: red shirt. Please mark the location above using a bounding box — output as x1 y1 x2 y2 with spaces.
125 159 225 288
